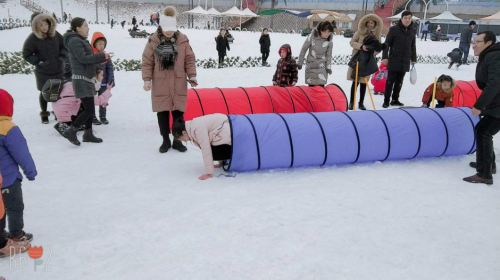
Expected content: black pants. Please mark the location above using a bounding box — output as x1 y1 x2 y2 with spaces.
157 110 184 140
421 31 428 41
212 144 231 161
218 53 225 64
475 115 500 179
262 51 269 64
459 42 470 64
350 82 367 108
384 70 406 104
72 96 95 130
1 180 24 241
39 92 48 113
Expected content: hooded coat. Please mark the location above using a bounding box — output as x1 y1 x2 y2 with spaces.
272 44 298 87
91 32 115 90
298 29 333 86
0 90 37 189
63 30 107 98
142 31 197 112
347 13 383 83
22 14 66 91
421 81 455 107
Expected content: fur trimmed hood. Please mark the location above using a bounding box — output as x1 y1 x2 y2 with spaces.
31 14 57 39
357 14 383 39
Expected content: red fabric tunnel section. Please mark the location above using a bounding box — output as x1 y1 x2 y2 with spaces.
184 84 348 121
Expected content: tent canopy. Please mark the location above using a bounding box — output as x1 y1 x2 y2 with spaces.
206 7 221 16
221 6 245 17
480 11 500 21
241 8 258 17
183 5 208 15
428 11 462 22
387 10 420 20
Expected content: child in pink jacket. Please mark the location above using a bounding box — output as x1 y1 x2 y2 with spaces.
53 69 112 136
172 113 231 180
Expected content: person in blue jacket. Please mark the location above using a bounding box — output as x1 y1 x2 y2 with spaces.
0 89 37 245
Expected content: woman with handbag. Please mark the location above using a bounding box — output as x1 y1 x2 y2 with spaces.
347 14 383 110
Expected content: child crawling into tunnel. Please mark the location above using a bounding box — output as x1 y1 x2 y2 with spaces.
173 113 232 180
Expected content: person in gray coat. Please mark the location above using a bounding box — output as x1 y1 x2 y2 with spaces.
62 17 111 146
459 21 476 65
298 21 334 86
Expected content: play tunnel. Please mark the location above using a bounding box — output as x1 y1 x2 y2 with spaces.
452 80 481 108
225 107 478 172
184 84 347 121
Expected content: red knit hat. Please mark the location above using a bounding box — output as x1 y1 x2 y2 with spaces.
0 89 14 117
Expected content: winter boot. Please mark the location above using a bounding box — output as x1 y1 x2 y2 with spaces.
99 106 109 125
40 111 50 124
348 103 354 110
159 136 171 153
382 101 390 108
0 239 30 258
390 100 405 106
92 116 102 125
8 231 33 242
172 139 187 152
54 122 68 137
83 129 103 143
358 104 366 110
469 161 496 174
63 126 81 146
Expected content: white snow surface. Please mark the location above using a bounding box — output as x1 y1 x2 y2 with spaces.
0 16 499 280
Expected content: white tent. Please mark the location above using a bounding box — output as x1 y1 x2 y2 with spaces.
387 11 420 20
480 11 500 22
206 7 221 16
183 5 208 15
221 6 245 17
428 11 462 23
241 8 258 18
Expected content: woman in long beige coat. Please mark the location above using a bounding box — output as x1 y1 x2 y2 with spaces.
347 13 383 110
142 6 197 153
173 113 232 180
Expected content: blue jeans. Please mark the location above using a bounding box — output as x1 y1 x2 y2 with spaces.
459 42 470 63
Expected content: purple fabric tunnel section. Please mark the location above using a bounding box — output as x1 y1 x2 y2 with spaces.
225 107 478 172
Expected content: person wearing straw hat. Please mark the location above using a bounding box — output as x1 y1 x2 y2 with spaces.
142 6 198 154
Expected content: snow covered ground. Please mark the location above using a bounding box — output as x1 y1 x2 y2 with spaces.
0 6 500 280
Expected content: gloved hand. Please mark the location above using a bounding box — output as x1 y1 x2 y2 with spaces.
297 64 302 70
326 69 332 75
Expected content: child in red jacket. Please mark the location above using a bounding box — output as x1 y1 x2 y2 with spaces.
370 63 387 95
421 74 455 108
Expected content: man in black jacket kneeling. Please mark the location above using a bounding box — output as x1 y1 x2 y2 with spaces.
463 31 500 185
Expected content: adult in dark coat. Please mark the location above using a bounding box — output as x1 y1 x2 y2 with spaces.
22 13 66 124
215 29 230 67
132 16 137 26
259 28 271 66
459 21 476 64
62 17 110 146
381 10 417 108
463 31 500 185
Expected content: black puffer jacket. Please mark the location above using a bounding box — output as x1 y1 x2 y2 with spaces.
259 34 271 53
475 43 500 118
215 35 230 55
382 20 417 72
22 14 66 90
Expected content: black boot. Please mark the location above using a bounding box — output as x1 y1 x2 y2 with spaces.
83 129 103 143
358 104 366 110
172 139 187 152
469 161 496 174
92 116 102 125
63 126 81 146
40 111 50 124
99 106 109 125
159 136 171 153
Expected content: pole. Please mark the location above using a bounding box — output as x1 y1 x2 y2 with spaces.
60 0 63 19
365 77 376 110
431 76 437 108
418 0 430 37
107 0 110 24
95 0 98 23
